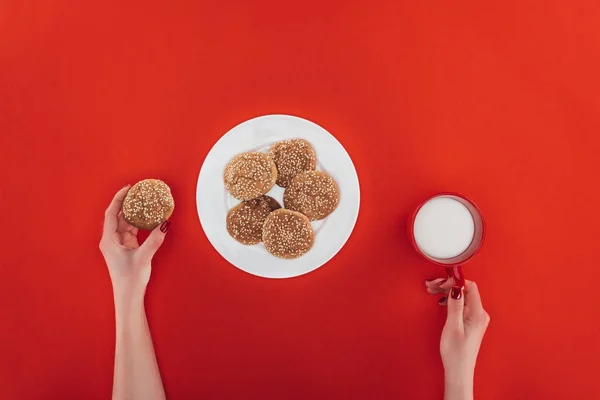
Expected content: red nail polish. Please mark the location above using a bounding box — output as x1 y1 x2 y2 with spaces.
438 296 447 304
160 221 170 233
450 286 462 300
425 278 435 282
437 279 447 287
123 183 130 188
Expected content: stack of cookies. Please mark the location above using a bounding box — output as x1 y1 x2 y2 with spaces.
224 139 340 259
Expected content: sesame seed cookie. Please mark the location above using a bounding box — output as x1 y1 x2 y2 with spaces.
224 152 278 200
226 196 281 245
262 209 315 259
283 171 340 221
268 139 317 188
122 179 174 230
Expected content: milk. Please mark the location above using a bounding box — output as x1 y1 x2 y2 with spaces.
413 197 475 260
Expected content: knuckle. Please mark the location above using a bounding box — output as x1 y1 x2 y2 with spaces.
99 236 117 254
472 309 489 325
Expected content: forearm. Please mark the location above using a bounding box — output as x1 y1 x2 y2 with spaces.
444 371 474 400
113 287 166 400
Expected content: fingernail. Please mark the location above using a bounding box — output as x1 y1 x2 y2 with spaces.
438 296 447 304
425 277 435 282
436 279 447 287
160 221 170 233
123 183 130 188
450 286 462 300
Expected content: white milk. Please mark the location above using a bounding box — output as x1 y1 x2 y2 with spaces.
413 197 475 260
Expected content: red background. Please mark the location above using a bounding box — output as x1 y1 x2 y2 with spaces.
1 1 599 399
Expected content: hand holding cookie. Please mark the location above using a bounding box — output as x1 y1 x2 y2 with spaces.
99 181 173 294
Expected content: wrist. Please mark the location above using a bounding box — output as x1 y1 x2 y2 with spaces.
444 370 474 400
112 279 147 305
112 284 146 325
109 268 150 297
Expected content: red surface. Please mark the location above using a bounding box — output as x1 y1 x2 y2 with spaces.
1 1 599 399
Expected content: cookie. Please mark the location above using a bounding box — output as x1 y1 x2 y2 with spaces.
268 139 317 188
224 152 277 200
283 171 340 221
226 196 281 245
122 179 174 230
262 209 315 259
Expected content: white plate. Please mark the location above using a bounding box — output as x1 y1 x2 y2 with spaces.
196 114 360 279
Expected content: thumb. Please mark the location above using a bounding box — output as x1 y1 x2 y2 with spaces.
139 221 170 262
446 286 465 330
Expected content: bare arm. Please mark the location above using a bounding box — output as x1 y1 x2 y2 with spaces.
100 185 170 400
112 286 166 400
444 372 474 400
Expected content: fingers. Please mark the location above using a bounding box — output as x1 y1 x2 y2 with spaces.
137 221 170 263
425 277 454 294
103 185 131 236
464 281 491 327
432 279 490 331
464 281 484 314
446 286 465 331
117 212 138 235
425 278 453 307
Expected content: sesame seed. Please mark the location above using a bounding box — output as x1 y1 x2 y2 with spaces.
122 179 174 230
268 139 317 188
224 152 277 200
226 196 281 245
283 171 340 221
262 209 315 259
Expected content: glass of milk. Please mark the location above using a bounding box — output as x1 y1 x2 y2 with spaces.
408 193 485 288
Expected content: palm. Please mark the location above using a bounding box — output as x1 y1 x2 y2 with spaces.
117 213 139 249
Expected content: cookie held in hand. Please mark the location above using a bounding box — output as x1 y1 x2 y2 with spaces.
122 179 174 230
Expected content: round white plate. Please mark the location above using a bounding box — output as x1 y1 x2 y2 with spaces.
196 114 360 279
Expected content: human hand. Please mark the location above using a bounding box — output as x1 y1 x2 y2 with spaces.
99 185 170 296
425 278 490 400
